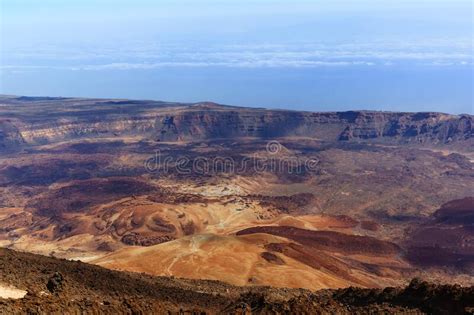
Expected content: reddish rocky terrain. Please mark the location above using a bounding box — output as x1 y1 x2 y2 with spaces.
0 95 472 311
406 197 474 272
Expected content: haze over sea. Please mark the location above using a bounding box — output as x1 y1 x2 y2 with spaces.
1 0 472 114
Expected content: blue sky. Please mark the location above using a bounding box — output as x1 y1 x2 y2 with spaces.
3 0 472 44
1 0 473 113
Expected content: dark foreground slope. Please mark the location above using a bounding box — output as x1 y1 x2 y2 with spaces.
0 248 472 314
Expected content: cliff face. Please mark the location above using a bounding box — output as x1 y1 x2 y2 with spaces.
0 96 472 149
0 119 26 149
337 111 472 143
155 110 473 144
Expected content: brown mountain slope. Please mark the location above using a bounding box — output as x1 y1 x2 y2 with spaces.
406 197 474 272
0 247 473 314
92 230 410 290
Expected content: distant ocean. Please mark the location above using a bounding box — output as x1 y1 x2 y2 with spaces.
2 1 472 114
2 64 472 114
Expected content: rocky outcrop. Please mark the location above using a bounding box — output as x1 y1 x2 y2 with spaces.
0 119 25 150
0 96 471 149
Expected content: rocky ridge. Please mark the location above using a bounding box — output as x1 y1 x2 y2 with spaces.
0 96 472 150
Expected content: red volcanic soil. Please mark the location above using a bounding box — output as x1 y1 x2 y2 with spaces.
27 177 207 218
260 251 285 265
253 193 315 214
406 198 474 272
265 242 356 281
360 220 380 232
237 225 407 286
433 197 474 225
237 226 400 256
27 178 157 217
330 215 359 228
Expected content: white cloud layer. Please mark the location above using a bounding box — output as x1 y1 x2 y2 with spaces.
2 40 473 71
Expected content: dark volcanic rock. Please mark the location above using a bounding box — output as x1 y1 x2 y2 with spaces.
121 233 175 246
46 272 64 294
0 248 472 314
